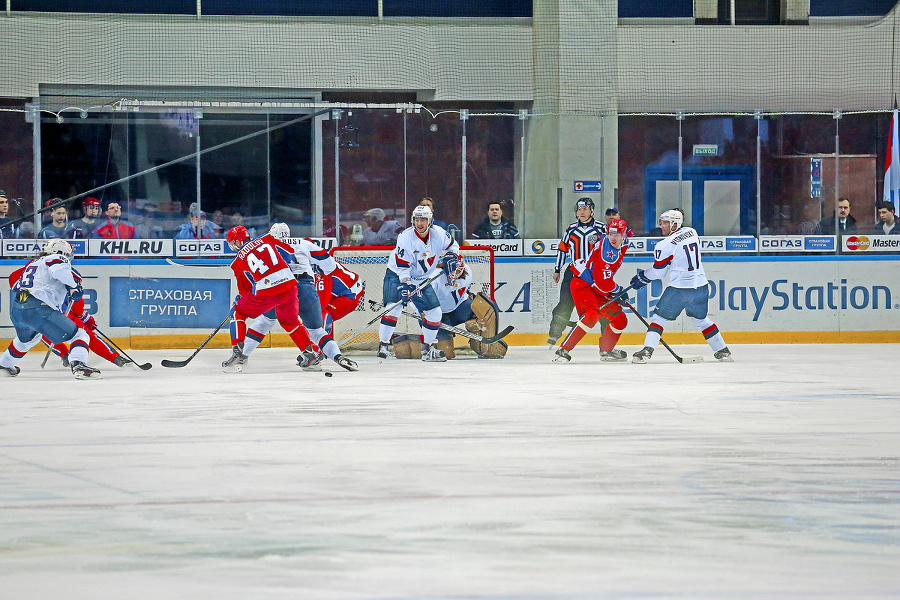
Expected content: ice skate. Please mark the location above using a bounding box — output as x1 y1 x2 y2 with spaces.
298 347 324 371
376 342 393 359
222 351 248 373
335 355 358 372
714 347 734 362
553 347 571 362
421 343 447 362
632 347 654 364
1 365 20 377
599 349 627 362
71 361 102 380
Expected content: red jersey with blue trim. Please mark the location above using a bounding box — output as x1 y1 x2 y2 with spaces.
573 234 629 297
230 234 298 297
314 262 363 306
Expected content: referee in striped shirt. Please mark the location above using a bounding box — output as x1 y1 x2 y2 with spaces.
547 197 607 346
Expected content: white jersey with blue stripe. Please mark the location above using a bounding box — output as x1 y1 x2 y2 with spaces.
387 225 459 284
12 254 79 311
643 226 709 289
431 268 472 313
286 237 337 277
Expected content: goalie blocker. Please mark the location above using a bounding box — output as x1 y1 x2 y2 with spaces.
392 292 507 359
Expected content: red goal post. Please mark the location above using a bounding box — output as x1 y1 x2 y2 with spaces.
331 245 495 352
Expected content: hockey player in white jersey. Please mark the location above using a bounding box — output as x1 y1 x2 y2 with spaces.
0 239 101 379
629 209 732 363
378 204 459 361
228 223 358 373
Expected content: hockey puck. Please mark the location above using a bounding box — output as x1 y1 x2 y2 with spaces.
324 371 333 377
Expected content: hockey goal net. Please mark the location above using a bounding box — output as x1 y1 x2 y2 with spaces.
331 245 495 352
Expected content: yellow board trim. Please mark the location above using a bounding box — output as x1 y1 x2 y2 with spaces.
4 330 899 353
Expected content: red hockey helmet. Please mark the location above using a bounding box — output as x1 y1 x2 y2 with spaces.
227 226 250 251
607 218 627 235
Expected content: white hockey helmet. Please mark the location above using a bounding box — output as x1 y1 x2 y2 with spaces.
44 238 74 258
411 204 433 229
658 209 684 231
268 222 290 241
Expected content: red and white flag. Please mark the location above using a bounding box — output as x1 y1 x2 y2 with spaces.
884 108 900 215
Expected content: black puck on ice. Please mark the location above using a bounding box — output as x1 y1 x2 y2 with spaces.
324 371 333 377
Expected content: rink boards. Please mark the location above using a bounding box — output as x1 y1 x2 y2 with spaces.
1 255 898 349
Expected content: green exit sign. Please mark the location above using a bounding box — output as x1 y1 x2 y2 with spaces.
693 144 719 156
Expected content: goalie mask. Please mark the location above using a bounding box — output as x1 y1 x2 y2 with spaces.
441 252 466 283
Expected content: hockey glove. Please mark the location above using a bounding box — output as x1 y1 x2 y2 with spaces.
80 313 97 331
68 283 84 302
630 270 651 290
398 281 416 306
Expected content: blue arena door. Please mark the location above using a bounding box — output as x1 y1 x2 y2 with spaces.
643 165 755 235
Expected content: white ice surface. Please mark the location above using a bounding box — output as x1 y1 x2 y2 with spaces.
0 344 898 600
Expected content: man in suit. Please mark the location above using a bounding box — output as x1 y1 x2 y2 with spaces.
815 197 857 235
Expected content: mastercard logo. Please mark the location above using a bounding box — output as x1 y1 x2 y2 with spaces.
845 236 870 251
532 240 545 254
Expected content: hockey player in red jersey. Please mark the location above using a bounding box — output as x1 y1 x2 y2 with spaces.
315 260 364 334
221 226 318 373
553 218 631 362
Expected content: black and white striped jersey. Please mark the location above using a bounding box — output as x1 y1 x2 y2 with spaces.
554 219 607 273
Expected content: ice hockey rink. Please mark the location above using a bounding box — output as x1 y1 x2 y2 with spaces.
1 343 897 600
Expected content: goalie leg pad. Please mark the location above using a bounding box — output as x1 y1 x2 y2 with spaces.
391 334 420 359
469 338 508 359
435 337 456 360
469 292 500 338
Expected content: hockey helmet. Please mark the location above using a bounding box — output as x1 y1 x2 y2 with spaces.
227 226 250 251
607 218 627 235
658 208 684 230
575 197 595 213
44 238 74 258
412 204 433 229
268 222 290 241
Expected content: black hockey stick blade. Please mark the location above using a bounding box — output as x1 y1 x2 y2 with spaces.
481 325 515 344
161 313 231 368
161 358 192 368
93 328 153 370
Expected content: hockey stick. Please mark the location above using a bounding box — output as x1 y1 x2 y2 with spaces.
161 313 232 368
367 300 514 344
361 271 445 329
165 258 230 268
92 328 153 370
622 300 703 364
40 338 55 369
556 286 635 345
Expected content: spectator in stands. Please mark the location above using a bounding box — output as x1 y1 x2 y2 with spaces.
93 201 139 239
229 210 258 239
815 197 857 235
471 201 519 239
174 207 217 239
874 201 899 235
419 197 448 230
361 207 402 246
17 221 35 239
0 191 17 238
603 207 635 238
210 209 227 237
39 204 69 239
64 196 101 239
